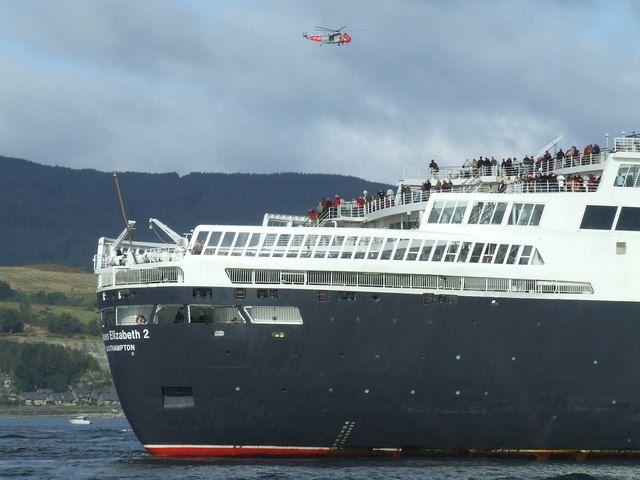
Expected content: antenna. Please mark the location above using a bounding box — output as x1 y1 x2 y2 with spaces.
112 172 137 263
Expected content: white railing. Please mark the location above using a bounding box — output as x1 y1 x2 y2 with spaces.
98 266 184 288
226 268 594 296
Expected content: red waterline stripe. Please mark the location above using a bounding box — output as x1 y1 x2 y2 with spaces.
145 445 334 457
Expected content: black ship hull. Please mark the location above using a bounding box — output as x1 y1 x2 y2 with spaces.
100 286 640 457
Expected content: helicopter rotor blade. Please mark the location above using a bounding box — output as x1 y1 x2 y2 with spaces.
314 26 346 32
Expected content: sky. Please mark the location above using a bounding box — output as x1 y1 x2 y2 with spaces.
1 0 640 184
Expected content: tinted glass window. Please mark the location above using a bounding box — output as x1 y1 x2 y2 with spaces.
616 207 640 231
580 205 617 230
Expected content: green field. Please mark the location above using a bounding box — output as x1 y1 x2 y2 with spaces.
0 264 97 325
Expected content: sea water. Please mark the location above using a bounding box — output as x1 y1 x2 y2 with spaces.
1 417 640 480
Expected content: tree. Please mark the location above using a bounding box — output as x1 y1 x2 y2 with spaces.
47 313 81 335
0 340 100 392
0 308 24 334
0 281 12 300
19 300 32 325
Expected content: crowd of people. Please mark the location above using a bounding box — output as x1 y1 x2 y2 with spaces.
307 142 604 222
458 143 602 178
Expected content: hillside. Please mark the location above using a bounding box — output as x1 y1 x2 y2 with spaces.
0 265 102 361
0 155 391 269
0 265 110 399
0 265 94 296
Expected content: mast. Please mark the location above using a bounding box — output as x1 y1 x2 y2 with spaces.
113 172 137 263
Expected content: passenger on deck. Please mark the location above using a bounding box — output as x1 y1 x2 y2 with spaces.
331 195 341 218
429 159 439 175
462 159 470 177
364 190 373 204
174 307 185 323
403 184 412 204
583 144 592 164
421 180 431 199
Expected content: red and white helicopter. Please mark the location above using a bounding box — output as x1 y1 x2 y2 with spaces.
302 26 352 45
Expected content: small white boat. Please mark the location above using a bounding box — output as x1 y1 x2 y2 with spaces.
68 416 92 425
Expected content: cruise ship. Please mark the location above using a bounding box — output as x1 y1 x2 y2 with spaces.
95 134 640 458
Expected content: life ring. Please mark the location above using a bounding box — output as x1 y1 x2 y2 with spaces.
135 315 147 325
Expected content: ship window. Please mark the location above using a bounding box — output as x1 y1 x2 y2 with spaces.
301 235 318 258
406 239 422 260
337 291 356 301
580 205 617 230
445 241 459 262
468 202 484 224
162 386 194 409
394 239 410 260
530 204 544 226
193 287 212 297
304 235 319 249
441 203 455 223
432 241 446 262
380 238 396 259
234 232 249 248
156 304 187 324
615 165 640 187
479 202 496 224
492 203 507 224
244 306 303 325
248 233 261 247
482 243 497 263
207 231 222 249
191 231 209 255
518 204 533 225
457 242 472 262
470 243 484 263
314 235 331 258
508 203 544 226
231 232 249 256
507 245 520 264
519 246 533 265
221 232 235 248
101 307 115 327
245 233 261 257
272 234 290 257
419 240 434 261
616 207 640 231
115 305 154 326
332 236 345 247
531 249 545 265
259 233 277 257
494 244 509 264
263 233 277 247
277 234 291 247
328 236 345 258
188 305 245 324
368 237 384 259
427 201 445 223
353 236 369 259
452 202 468 224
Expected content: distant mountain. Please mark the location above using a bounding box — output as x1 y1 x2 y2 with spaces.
0 156 390 269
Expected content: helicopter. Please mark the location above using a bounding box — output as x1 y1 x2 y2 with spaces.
302 26 352 45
